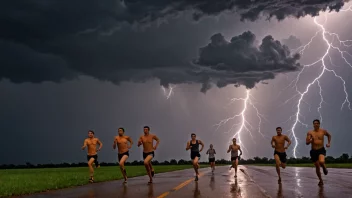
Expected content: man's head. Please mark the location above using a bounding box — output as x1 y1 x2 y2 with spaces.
88 130 94 138
313 119 320 130
191 133 196 140
118 128 125 136
210 144 213 149
276 127 282 136
143 126 150 135
232 138 236 144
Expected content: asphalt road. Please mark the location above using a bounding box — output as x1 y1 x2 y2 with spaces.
16 165 352 198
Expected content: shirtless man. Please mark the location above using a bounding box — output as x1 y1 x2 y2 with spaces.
227 138 242 177
271 127 291 183
186 133 204 181
306 119 331 186
206 144 216 173
81 130 103 183
137 126 160 184
113 127 133 183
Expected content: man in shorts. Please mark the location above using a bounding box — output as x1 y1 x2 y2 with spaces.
306 119 331 186
271 127 291 183
186 133 204 181
113 127 133 183
138 126 160 184
227 138 242 177
206 144 216 173
81 130 103 183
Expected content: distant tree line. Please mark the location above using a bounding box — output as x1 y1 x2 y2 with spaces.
1 153 351 169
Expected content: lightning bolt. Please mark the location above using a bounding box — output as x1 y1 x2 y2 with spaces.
161 85 176 99
215 89 267 157
287 8 352 158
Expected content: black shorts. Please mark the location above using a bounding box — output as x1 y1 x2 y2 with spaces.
274 151 287 163
209 158 215 163
143 151 155 160
118 151 129 161
310 147 326 162
191 151 201 160
231 156 239 161
87 154 98 162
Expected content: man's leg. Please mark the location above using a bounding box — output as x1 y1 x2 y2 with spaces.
234 157 239 177
88 158 95 182
95 156 100 168
314 161 323 185
119 155 129 182
319 154 328 175
274 154 281 183
144 155 153 183
149 161 155 177
193 156 200 181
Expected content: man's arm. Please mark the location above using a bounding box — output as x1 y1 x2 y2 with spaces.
81 139 87 150
127 136 134 148
238 145 243 156
206 149 209 154
227 145 231 153
153 135 160 149
137 136 143 147
284 135 291 149
113 137 117 149
186 141 191 150
97 139 103 151
271 137 275 148
214 149 216 154
324 130 331 147
306 132 313 145
199 140 204 152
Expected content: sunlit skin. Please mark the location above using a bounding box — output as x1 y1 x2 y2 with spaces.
186 134 204 179
271 127 291 183
81 131 102 181
113 128 133 182
138 127 160 183
227 138 242 177
306 120 331 185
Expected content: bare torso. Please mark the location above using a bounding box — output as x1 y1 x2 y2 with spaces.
308 129 325 150
230 144 239 151
272 135 287 152
86 138 99 155
141 134 155 153
115 136 130 154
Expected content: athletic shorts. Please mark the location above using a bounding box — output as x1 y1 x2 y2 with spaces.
143 151 155 160
310 147 326 162
191 151 201 160
231 156 239 161
87 154 98 162
118 151 129 161
274 151 287 163
209 158 215 163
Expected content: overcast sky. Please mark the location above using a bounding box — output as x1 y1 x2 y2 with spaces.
1 0 352 165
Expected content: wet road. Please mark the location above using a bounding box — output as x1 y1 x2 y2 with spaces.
16 165 352 198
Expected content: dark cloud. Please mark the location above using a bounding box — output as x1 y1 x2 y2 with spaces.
0 0 346 90
282 35 302 50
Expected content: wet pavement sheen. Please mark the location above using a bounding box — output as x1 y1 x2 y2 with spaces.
15 165 352 198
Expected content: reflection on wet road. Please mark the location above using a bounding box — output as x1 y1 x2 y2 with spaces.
16 165 352 198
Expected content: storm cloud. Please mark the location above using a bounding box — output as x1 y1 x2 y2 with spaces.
0 0 346 91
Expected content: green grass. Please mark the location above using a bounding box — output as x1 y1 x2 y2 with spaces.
246 163 352 168
0 165 207 197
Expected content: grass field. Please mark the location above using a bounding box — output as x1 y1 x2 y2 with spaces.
0 165 207 197
246 163 352 168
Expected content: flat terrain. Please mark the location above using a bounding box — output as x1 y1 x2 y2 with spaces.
0 165 207 197
248 163 352 169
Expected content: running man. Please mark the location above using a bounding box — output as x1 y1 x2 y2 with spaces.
271 127 291 183
186 133 204 181
137 126 160 184
81 130 103 183
206 144 216 173
227 138 242 177
306 119 332 186
113 127 133 183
